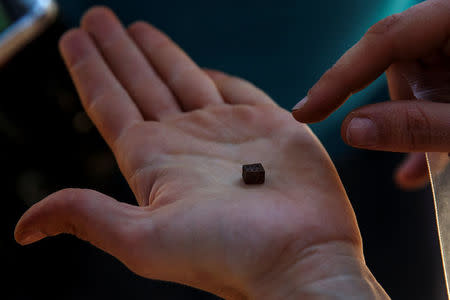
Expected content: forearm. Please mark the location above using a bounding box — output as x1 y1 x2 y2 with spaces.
245 241 390 300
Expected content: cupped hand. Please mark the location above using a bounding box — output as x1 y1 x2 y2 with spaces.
292 0 450 190
15 7 385 299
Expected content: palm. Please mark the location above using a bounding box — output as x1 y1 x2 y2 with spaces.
126 104 332 209
15 8 361 299
120 102 358 294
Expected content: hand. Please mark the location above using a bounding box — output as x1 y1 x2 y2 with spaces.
292 0 450 190
15 7 388 299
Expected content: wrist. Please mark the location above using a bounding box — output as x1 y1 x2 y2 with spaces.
246 241 390 300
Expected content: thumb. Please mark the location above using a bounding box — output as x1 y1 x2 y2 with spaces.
341 100 450 152
15 188 145 263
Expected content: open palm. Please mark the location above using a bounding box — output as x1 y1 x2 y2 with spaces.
15 7 368 299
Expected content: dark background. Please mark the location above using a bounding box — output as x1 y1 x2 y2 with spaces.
2 0 445 299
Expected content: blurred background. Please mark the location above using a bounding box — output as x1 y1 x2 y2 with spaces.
2 0 444 299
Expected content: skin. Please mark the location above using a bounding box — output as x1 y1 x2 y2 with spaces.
14 6 389 300
292 0 450 190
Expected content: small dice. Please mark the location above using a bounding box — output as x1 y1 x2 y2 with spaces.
242 163 265 185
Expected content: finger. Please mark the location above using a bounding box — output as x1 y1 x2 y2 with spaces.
14 189 146 267
341 100 450 152
81 7 181 121
292 0 450 123
14 189 230 294
59 29 143 147
394 153 429 190
127 21 223 111
204 69 276 106
386 63 415 100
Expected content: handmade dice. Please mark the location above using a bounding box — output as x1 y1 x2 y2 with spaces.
242 163 265 185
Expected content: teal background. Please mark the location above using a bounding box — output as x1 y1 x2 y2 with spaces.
57 0 422 156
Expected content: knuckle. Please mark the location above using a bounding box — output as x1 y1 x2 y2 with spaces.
427 0 450 15
169 63 197 87
113 119 144 148
85 85 122 115
67 47 96 73
233 104 258 121
403 103 432 150
185 109 211 124
45 188 91 238
366 14 402 36
55 188 91 214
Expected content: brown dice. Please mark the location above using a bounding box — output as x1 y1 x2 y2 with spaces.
242 163 265 185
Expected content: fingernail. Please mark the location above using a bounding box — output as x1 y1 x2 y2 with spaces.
346 118 378 147
19 231 46 245
292 96 308 111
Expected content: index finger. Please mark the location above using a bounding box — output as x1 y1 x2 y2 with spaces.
59 29 143 148
292 0 450 123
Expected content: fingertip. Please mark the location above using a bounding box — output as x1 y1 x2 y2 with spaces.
59 28 80 49
59 28 84 51
15 230 46 246
340 114 352 145
291 96 308 111
342 117 379 148
291 90 338 123
394 169 429 191
291 109 304 122
14 201 41 245
81 6 125 44
81 6 116 29
127 20 170 48
291 95 311 122
203 68 228 81
13 189 84 245
14 208 47 246
58 29 92 67
291 107 329 124
293 66 357 123
128 20 153 34
394 153 429 190
291 109 308 123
